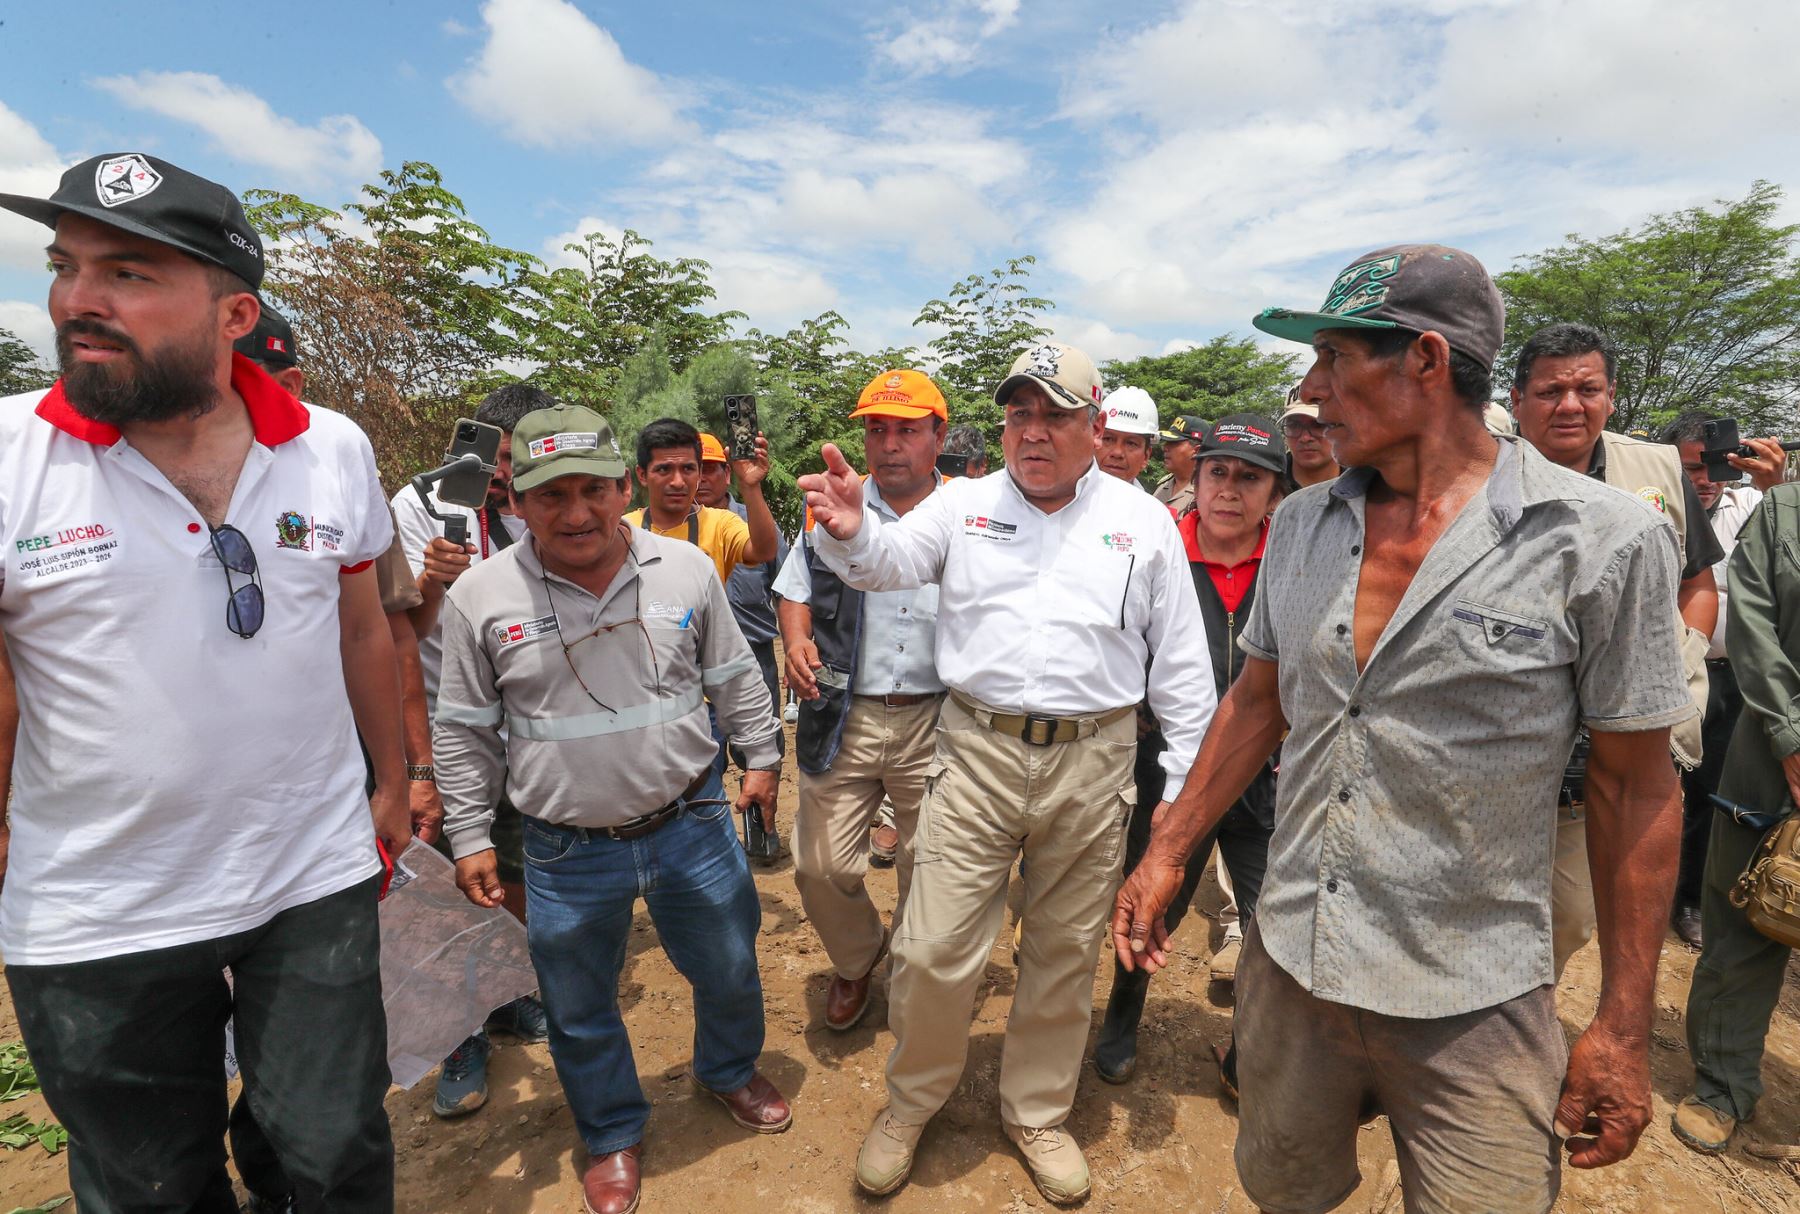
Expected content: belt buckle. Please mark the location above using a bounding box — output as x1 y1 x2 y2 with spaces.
1021 713 1059 747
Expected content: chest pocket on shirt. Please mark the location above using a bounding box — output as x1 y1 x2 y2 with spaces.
1073 548 1149 631
1451 599 1548 645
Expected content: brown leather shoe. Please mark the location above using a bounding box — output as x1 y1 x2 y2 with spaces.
826 932 888 1031
706 1071 793 1133
582 1145 641 1214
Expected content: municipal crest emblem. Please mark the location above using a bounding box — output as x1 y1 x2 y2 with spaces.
95 154 163 209
275 510 312 550
1636 486 1668 514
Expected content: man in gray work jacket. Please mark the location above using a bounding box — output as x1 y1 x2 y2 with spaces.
434 403 792 1214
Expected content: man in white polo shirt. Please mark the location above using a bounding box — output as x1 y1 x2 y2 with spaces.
801 343 1216 1205
0 154 406 1210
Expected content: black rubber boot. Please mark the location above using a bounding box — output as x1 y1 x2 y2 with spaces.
1093 964 1151 1084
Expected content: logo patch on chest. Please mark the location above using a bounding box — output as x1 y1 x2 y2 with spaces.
12 522 120 580
494 614 558 646
962 515 1019 541
1636 486 1668 514
275 511 312 550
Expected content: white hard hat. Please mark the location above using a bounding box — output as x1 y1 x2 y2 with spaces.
1101 385 1158 437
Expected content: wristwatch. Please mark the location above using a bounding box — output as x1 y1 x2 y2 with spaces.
407 764 436 782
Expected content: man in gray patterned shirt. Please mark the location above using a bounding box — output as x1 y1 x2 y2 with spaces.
1114 245 1692 1214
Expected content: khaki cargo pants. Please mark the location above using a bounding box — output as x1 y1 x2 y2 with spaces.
884 693 1136 1128
793 694 942 979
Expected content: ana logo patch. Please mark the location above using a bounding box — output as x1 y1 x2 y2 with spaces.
274 510 312 551
1636 486 1668 513
1322 254 1402 316
528 432 600 458
962 514 1019 541
493 614 557 646
94 154 163 208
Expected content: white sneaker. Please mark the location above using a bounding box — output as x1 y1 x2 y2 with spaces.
856 1107 927 1196
1003 1121 1091 1205
1210 935 1243 982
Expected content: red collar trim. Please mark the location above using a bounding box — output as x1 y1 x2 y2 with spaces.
36 352 311 448
1183 515 1270 569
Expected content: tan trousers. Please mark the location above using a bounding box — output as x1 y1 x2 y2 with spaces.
885 694 1136 1128
1551 804 1596 978
793 695 942 979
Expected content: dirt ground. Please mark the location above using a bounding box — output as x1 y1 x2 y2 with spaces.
3 744 1799 1212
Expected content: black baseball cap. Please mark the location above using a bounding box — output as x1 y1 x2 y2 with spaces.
1158 414 1208 443
234 304 298 370
1198 412 1285 474
1252 244 1504 370
0 152 264 289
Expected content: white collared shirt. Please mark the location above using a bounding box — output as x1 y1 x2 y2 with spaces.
814 462 1216 797
773 476 944 696
0 357 392 965
1707 484 1762 660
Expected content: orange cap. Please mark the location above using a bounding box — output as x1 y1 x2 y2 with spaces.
850 369 947 421
699 432 728 464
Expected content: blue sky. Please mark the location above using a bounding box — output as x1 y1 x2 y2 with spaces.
2 0 1796 377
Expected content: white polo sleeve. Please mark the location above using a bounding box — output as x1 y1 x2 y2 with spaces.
390 483 439 581
813 483 954 591
771 538 814 604
1140 504 1217 801
340 424 393 568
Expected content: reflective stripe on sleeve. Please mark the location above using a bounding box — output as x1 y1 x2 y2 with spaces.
436 699 504 727
505 688 705 741
701 652 759 687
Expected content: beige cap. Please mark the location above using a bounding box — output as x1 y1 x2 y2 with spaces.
994 342 1105 411
1483 402 1516 436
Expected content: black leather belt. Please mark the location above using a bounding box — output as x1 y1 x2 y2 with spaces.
595 770 711 840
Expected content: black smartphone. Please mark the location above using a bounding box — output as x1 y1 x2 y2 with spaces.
935 452 971 478
440 418 503 507
724 394 759 462
1701 418 1744 483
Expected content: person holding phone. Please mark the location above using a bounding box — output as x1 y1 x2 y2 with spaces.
625 417 777 585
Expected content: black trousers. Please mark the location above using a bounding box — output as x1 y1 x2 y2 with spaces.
1101 737 1272 1034
1678 660 1743 908
6 876 394 1214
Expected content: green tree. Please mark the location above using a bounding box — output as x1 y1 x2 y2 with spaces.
1103 335 1297 425
243 162 539 485
0 327 52 396
914 256 1054 439
1497 181 1800 435
521 229 742 410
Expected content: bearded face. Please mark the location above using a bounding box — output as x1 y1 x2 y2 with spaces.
57 314 219 427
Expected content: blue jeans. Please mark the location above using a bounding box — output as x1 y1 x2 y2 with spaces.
522 771 766 1154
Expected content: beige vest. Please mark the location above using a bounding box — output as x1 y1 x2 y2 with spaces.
1597 430 1707 769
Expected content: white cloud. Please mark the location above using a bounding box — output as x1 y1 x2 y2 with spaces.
875 0 1024 76
91 72 382 188
1433 2 1800 162
1048 314 1157 365
449 0 689 148
441 17 473 36
0 102 76 272
0 299 54 362
1042 0 1800 344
